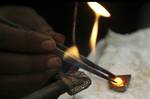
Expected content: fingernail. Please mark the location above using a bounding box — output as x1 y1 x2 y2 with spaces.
48 57 62 68
41 39 56 50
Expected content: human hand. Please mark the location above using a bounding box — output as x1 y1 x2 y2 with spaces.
0 6 65 98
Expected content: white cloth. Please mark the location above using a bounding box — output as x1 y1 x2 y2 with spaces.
59 28 150 99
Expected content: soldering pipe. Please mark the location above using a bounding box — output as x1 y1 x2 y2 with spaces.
22 80 68 99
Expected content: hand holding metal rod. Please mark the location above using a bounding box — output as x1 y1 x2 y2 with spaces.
0 16 116 83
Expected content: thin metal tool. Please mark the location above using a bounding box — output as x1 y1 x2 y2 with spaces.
72 2 78 44
57 44 115 77
55 44 116 83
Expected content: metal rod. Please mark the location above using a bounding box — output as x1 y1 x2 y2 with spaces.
57 44 116 77
55 46 116 83
22 80 68 99
0 16 24 29
72 2 78 44
80 56 116 77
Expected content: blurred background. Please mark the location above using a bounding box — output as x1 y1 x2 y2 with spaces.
0 1 150 56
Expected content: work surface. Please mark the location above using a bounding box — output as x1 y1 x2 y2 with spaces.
59 28 150 99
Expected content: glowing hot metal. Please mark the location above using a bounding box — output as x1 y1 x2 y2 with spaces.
109 75 131 92
112 77 124 87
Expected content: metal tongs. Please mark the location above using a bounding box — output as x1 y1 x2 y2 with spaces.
55 44 116 82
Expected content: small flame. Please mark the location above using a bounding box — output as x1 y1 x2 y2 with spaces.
64 45 80 59
87 2 111 52
112 77 124 87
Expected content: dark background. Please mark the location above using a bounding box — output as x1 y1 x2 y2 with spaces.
0 1 148 56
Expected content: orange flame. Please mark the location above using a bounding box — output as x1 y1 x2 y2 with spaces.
89 15 99 52
64 45 80 59
87 2 111 52
112 77 124 87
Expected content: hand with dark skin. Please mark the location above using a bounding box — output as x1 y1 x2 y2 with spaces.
0 6 65 99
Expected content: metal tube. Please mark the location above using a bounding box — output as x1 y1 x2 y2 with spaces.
22 80 68 99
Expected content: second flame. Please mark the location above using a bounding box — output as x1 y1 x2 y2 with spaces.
64 2 111 60
87 2 111 52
